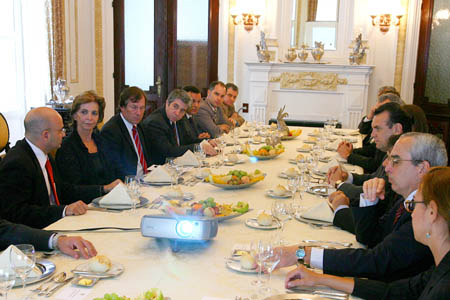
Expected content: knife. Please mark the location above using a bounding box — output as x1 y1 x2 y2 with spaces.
87 207 121 213
286 288 348 299
45 276 73 297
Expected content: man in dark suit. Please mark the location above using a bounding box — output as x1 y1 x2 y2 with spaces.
0 107 102 228
180 86 211 144
101 86 152 179
194 81 231 138
142 89 217 165
276 133 448 282
327 102 412 201
0 218 96 259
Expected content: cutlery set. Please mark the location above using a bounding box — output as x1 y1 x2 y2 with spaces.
30 272 73 297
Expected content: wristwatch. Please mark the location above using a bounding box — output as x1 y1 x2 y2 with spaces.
296 246 306 264
334 180 343 189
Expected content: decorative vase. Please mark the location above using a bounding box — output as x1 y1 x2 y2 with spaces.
256 47 271 63
298 44 309 62
311 41 324 62
285 48 297 62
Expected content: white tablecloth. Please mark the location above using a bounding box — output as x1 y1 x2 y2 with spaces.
12 127 364 300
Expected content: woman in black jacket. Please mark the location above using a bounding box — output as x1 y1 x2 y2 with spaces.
56 91 121 193
285 166 450 300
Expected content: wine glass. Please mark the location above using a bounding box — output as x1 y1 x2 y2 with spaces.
287 176 299 200
251 240 270 287
9 244 35 294
125 175 140 214
261 243 281 295
193 145 206 167
271 201 292 237
0 268 15 300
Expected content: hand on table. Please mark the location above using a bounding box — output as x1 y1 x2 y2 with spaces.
327 166 348 186
208 139 218 147
273 245 312 270
65 200 88 216
337 142 353 159
219 124 230 133
328 191 350 211
202 142 217 156
103 179 122 193
57 236 97 259
285 264 321 288
363 178 386 202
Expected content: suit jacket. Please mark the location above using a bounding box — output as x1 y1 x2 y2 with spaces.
352 251 450 300
55 129 119 186
142 108 198 165
178 115 204 145
222 103 245 126
194 99 229 138
358 117 373 147
0 219 53 251
347 147 385 173
100 114 152 179
324 198 433 282
0 139 101 228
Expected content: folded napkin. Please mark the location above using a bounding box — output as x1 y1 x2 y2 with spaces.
0 245 40 277
144 165 173 183
301 200 334 223
99 183 133 206
174 150 200 167
318 159 340 174
325 139 342 151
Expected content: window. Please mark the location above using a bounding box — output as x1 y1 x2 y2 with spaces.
0 0 51 146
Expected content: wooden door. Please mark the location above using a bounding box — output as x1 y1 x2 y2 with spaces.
413 0 450 159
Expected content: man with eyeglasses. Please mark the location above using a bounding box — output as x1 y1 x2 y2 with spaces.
275 132 448 282
142 89 217 165
0 107 104 229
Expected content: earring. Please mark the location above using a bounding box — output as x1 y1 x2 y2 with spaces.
426 232 431 239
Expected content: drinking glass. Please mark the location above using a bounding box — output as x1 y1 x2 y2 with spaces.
9 244 35 294
251 240 270 287
287 176 299 200
261 243 281 295
193 145 206 167
0 268 15 300
296 158 307 188
271 201 292 235
125 175 140 214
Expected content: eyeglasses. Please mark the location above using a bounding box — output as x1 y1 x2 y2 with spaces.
404 197 426 213
386 154 423 166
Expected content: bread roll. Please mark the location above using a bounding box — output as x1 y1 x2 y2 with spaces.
257 212 273 226
284 167 297 177
296 154 305 161
273 184 288 196
227 153 239 163
89 255 112 273
240 253 257 270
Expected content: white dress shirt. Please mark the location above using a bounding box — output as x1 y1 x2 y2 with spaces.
120 113 144 177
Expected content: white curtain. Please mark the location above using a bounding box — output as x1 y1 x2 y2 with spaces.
0 0 51 147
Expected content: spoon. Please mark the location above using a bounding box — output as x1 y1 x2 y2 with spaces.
38 272 66 296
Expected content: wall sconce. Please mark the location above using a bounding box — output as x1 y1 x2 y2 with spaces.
370 14 403 33
231 11 261 32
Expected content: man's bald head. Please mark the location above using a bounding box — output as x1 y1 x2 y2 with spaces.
24 107 65 153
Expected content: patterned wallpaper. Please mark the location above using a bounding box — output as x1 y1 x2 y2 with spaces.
424 0 450 104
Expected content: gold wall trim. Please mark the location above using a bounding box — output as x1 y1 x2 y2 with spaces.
68 0 79 83
394 0 409 93
227 0 235 83
94 0 103 96
275 72 347 91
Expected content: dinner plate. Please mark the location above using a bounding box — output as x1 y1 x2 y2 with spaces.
266 189 292 199
303 139 317 144
280 135 299 140
13 259 55 288
225 258 258 274
72 262 124 278
161 192 194 201
307 132 321 137
245 218 280 230
306 185 335 197
223 159 245 165
296 146 312 153
249 140 263 144
278 171 300 179
209 180 263 189
295 215 333 227
92 196 149 210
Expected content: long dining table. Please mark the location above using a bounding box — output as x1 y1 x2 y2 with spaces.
12 126 365 300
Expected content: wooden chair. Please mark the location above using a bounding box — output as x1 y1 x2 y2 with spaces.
0 113 10 159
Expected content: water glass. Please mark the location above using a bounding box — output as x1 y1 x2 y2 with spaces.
251 241 270 287
125 175 141 214
287 176 299 200
261 244 281 295
193 145 206 166
9 244 35 293
0 268 15 300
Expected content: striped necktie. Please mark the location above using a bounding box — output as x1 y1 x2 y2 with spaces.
132 125 148 174
45 159 60 205
393 200 405 225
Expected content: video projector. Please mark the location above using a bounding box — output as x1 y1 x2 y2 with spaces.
141 215 218 241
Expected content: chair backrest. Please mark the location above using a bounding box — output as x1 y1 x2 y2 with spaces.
0 113 10 153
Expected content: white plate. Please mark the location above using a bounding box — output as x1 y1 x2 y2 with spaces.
266 189 292 199
92 196 149 210
305 185 335 197
223 159 245 164
225 258 258 274
279 171 300 179
72 262 124 278
297 147 312 153
13 260 55 288
249 140 263 144
303 140 317 144
245 218 280 230
161 192 194 201
249 153 281 160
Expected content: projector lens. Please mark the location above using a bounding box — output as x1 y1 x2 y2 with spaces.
176 220 193 238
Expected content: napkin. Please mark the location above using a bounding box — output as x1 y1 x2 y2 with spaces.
174 150 200 167
318 159 340 174
144 165 173 183
99 183 132 205
0 245 40 277
301 200 334 223
325 139 342 151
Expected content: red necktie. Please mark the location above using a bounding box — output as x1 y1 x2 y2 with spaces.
393 201 405 225
45 159 60 206
132 125 148 174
